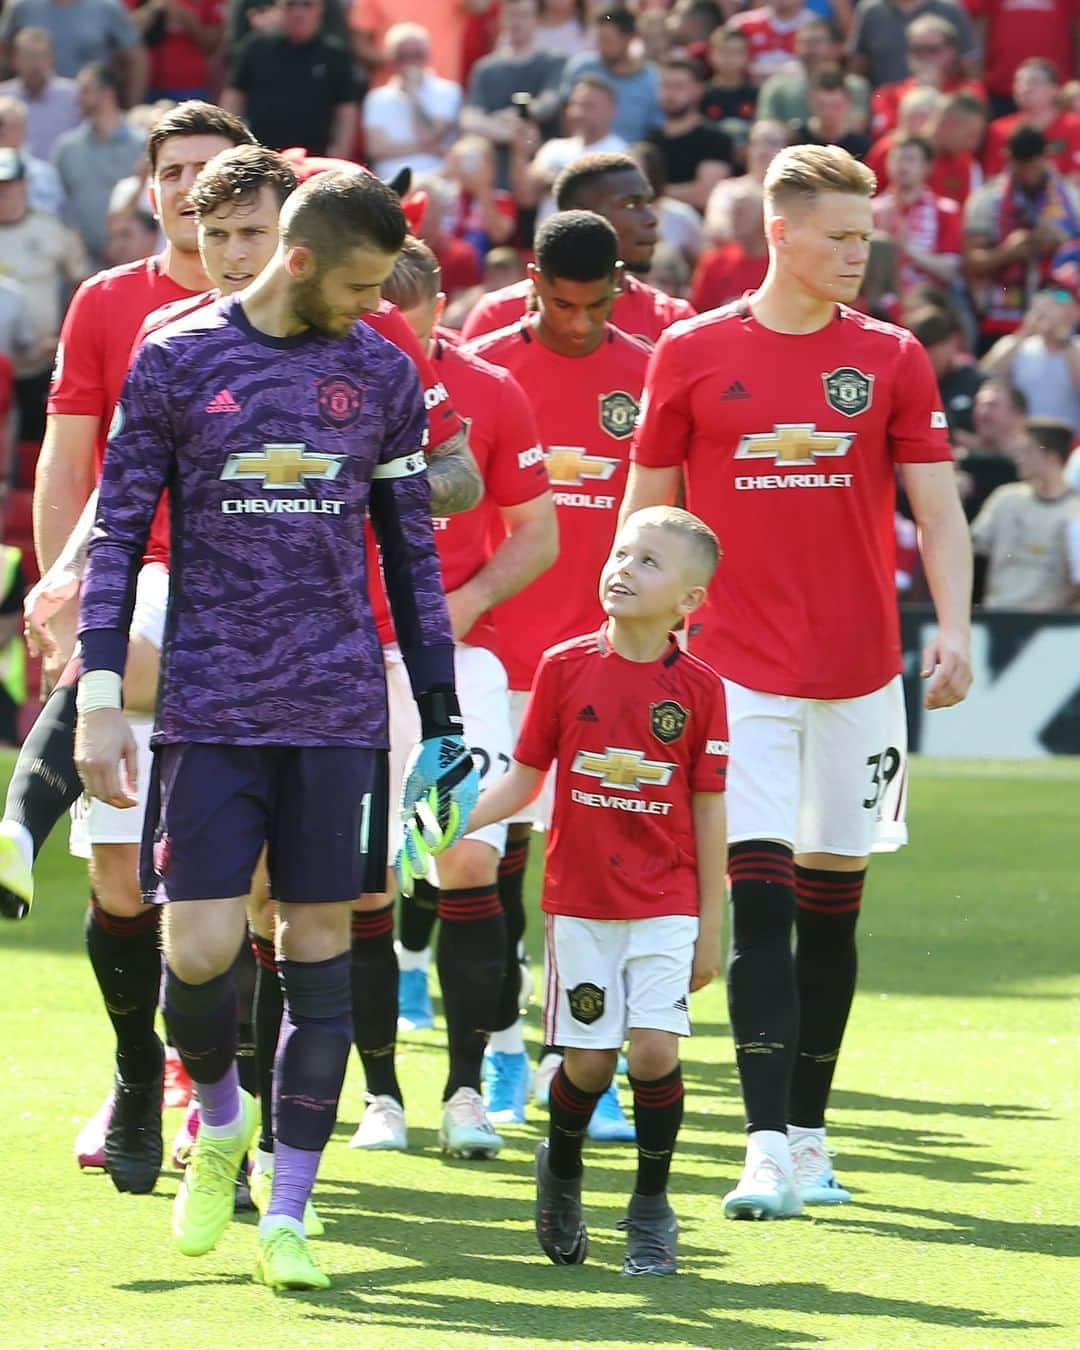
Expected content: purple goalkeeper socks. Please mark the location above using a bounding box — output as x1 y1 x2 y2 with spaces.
197 1062 241 1130
268 1141 321 1224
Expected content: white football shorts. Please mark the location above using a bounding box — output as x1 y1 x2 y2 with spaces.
542 913 698 1048
70 562 169 856
386 641 513 855
723 673 909 857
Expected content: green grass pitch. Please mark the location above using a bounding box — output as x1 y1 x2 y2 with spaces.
1 755 1077 1348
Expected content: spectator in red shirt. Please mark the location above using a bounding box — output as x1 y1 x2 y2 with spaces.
442 135 518 260
968 0 1080 119
866 84 944 192
930 90 988 204
728 0 817 86
871 14 985 139
126 0 224 102
873 134 964 301
690 181 768 311
984 58 1080 180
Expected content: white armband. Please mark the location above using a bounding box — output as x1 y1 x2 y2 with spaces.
372 450 427 480
76 670 123 714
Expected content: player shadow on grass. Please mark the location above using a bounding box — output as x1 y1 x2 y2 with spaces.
823 1202 1077 1260
231 1251 1053 1342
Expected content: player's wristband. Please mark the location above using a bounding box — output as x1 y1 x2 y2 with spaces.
416 685 464 740
76 670 122 715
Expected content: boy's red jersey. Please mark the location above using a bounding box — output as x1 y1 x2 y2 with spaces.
516 628 729 921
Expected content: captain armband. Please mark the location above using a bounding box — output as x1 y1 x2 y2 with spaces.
372 450 427 480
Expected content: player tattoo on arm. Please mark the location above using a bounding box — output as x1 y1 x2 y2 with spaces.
425 428 483 515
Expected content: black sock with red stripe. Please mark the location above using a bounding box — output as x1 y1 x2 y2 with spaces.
437 886 506 1100
789 866 866 1129
726 840 798 1134
399 876 439 953
84 893 163 1085
251 931 281 1152
350 904 402 1104
629 1065 684 1195
494 836 530 1030
547 1063 605 1180
233 932 257 1097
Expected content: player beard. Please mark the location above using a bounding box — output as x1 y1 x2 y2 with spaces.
291 275 354 338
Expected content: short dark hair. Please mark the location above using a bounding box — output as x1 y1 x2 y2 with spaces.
281 169 406 265
909 304 962 347
535 210 618 282
1025 416 1075 462
554 150 644 210
79 61 123 103
594 7 636 37
942 90 988 119
381 235 442 311
1008 124 1046 163
982 376 1029 414
147 100 254 175
894 133 934 164
661 56 707 83
809 64 849 96
188 145 297 217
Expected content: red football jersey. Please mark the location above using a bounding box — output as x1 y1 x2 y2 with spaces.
964 0 1080 97
632 302 953 700
464 321 651 690
48 255 200 565
728 7 812 81
871 76 986 139
516 628 729 921
369 337 548 650
983 110 1080 178
871 189 963 294
459 273 695 347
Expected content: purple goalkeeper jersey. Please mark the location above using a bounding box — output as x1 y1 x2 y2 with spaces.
79 295 454 748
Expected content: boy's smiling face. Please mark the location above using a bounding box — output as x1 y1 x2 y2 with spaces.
600 521 706 624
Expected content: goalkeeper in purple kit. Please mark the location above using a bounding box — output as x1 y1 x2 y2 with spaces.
74 170 477 1291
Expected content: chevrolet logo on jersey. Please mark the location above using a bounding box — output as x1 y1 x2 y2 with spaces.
221 443 346 489
735 424 854 466
546 446 620 486
571 747 676 790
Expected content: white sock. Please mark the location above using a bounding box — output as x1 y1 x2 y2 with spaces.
488 1022 525 1055
259 1214 304 1239
747 1129 792 1169
788 1125 826 1142
0 820 33 870
200 1106 243 1139
253 1147 275 1174
395 942 430 973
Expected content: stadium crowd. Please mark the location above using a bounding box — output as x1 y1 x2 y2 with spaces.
0 0 1075 1293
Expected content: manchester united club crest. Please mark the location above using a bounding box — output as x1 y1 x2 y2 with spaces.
568 982 605 1025
317 374 365 430
823 367 873 418
599 389 640 439
651 699 689 744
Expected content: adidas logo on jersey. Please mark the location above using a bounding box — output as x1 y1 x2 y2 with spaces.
577 705 599 722
721 380 749 401
206 389 241 413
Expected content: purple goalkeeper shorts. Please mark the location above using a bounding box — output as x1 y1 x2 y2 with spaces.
140 744 389 904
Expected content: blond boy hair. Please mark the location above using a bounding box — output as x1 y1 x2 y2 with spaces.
625 506 721 584
763 145 877 217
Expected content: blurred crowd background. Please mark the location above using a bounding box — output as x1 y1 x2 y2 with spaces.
0 0 1076 739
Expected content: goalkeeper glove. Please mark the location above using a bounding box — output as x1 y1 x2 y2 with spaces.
397 687 479 890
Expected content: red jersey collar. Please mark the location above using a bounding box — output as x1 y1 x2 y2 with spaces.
595 623 682 667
